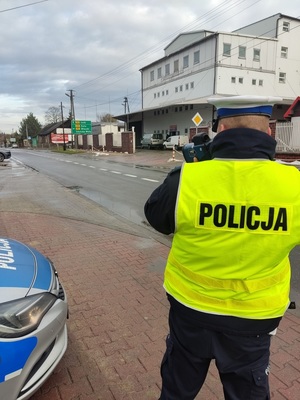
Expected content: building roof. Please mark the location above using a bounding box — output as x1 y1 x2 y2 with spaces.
283 96 300 119
39 120 71 137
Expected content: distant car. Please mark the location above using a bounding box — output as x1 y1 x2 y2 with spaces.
141 133 164 149
0 149 11 162
11 144 18 148
0 238 68 400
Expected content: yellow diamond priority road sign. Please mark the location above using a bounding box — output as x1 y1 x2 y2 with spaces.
192 112 203 127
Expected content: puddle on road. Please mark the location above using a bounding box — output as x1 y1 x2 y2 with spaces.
76 187 144 226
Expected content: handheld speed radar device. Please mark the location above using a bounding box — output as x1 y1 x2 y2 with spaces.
182 132 212 163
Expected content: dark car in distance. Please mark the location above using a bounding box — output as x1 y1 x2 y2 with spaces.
0 149 11 162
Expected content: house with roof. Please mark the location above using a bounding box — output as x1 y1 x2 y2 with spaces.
38 120 72 148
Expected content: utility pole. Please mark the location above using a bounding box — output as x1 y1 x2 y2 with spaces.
65 89 76 148
60 102 66 151
26 124 29 147
123 97 130 131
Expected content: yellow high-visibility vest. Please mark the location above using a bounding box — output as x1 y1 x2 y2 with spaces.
164 160 300 319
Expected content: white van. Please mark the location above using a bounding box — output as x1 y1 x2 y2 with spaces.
141 133 164 149
163 135 189 150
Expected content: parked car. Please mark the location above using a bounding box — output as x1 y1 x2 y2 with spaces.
11 144 19 148
0 238 68 400
141 133 164 149
163 135 189 150
0 149 11 162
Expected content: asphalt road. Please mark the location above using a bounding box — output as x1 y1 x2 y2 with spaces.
11 149 167 227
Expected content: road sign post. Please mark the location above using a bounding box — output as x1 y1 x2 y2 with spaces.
71 120 92 134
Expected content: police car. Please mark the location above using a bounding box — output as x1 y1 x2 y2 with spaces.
0 238 68 400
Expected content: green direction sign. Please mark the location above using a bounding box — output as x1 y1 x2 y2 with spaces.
71 120 92 134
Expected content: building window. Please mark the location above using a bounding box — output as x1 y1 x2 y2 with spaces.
190 81 194 89
239 46 246 58
283 21 290 32
185 105 188 110
157 92 160 97
174 59 179 73
185 83 189 90
165 63 170 76
239 77 244 84
253 49 260 61
223 43 231 56
154 93 156 98
175 87 178 93
166 109 168 114
252 79 256 85
183 55 189 68
162 91 165 96
190 105 193 110
166 89 169 95
194 50 200 64
179 106 182 112
231 77 236 83
279 72 286 83
180 85 183 92
157 67 162 79
150 70 154 81
259 80 263 86
281 46 288 58
175 107 178 112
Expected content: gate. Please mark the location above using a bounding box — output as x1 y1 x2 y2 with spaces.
275 121 300 152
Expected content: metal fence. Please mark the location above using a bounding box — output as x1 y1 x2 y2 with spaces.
275 121 300 152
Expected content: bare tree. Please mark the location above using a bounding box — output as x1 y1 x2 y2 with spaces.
98 113 117 123
45 106 61 124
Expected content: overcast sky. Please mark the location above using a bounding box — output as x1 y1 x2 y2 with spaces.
0 0 299 133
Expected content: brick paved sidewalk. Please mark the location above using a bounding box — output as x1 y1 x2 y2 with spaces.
0 160 300 399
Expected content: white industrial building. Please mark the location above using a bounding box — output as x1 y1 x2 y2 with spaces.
116 13 300 145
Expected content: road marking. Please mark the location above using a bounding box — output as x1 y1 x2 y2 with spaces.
141 178 160 183
23 153 162 183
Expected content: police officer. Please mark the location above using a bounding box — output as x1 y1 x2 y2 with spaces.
144 95 300 400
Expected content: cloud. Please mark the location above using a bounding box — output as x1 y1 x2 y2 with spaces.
0 0 299 132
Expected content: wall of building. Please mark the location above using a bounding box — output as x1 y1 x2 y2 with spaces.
164 31 211 56
234 14 280 38
141 36 216 109
143 104 213 138
274 18 300 99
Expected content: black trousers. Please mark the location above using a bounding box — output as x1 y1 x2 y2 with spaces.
159 302 271 400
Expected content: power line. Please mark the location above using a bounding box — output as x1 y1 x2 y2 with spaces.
73 0 254 93
0 0 48 14
72 0 269 115
73 2 299 117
